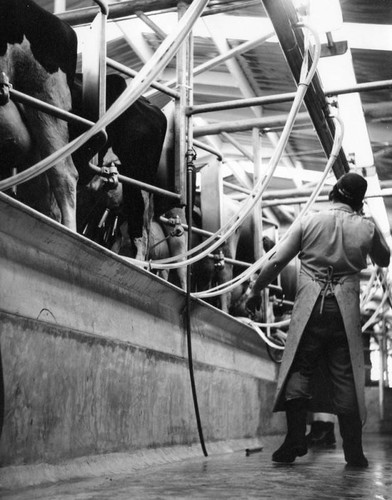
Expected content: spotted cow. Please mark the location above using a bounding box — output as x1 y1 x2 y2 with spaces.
0 0 78 229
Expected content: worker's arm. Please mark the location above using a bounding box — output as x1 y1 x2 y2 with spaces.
369 224 390 268
246 222 302 313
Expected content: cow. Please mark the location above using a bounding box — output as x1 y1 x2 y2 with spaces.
191 194 298 318
0 0 78 229
72 77 188 289
77 172 188 289
72 73 168 257
191 195 256 313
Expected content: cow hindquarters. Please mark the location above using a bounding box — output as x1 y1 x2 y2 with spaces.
23 70 78 230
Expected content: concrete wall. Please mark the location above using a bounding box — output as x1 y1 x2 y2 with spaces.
0 193 283 472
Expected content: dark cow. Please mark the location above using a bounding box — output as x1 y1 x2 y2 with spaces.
72 77 188 288
72 73 168 259
0 0 78 229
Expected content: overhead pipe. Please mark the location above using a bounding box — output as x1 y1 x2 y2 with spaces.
193 112 311 137
58 0 189 25
259 0 349 178
57 0 257 26
325 79 392 98
189 91 297 116
188 78 392 116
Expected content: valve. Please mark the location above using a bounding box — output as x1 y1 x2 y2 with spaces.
167 215 184 237
100 162 119 190
0 72 11 105
214 249 225 270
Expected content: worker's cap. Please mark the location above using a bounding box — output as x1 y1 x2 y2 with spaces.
335 172 367 204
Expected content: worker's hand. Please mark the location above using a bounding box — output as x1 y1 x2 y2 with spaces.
245 294 262 317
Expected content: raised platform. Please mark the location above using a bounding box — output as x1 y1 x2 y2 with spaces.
0 193 283 484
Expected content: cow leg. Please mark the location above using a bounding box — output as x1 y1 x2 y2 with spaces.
21 69 78 230
217 267 233 314
122 184 152 261
162 207 188 291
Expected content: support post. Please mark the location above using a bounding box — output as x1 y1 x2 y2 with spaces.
252 128 263 261
174 1 190 205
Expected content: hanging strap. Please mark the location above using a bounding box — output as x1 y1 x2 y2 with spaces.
318 266 343 313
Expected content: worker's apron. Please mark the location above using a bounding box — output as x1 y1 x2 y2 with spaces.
272 266 366 422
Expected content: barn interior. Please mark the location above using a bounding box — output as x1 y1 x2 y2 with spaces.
1 0 392 497
40 0 392 406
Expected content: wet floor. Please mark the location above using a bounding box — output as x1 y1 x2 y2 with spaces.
2 434 392 499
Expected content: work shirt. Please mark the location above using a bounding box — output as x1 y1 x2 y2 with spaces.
298 203 378 279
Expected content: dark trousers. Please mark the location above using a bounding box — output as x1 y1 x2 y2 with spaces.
285 295 358 415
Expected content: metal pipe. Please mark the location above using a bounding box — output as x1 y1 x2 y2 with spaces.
57 0 259 26
202 0 261 17
259 189 392 208
223 181 252 195
260 0 349 178
189 92 297 116
221 132 254 162
88 163 181 200
193 139 223 160
193 112 310 137
191 32 275 80
106 57 180 98
146 32 275 100
58 0 190 25
325 79 392 97
260 185 330 200
261 196 329 207
10 88 101 131
135 9 167 39
188 79 392 116
92 0 109 16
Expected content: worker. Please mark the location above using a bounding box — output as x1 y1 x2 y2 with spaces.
246 172 390 467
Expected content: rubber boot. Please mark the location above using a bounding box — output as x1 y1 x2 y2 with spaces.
272 398 308 463
338 413 368 467
306 421 336 447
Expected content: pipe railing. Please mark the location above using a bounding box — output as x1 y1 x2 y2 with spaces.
188 79 392 116
9 89 105 134
88 164 181 200
57 0 260 27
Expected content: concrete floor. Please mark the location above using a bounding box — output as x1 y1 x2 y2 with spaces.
1 434 392 499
